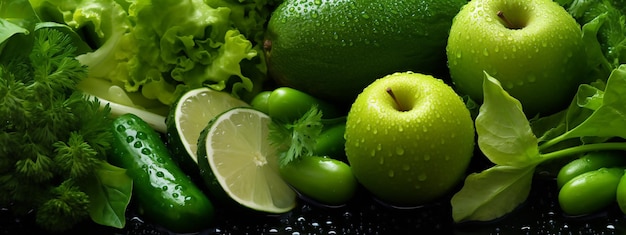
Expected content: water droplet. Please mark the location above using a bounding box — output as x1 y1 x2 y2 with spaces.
136 131 147 140
379 157 385 165
424 154 431 161
126 136 134 143
116 125 126 132
370 149 376 157
172 193 179 198
156 171 164 177
388 170 395 178
418 173 427 181
141 148 151 155
133 141 143 148
402 165 411 171
395 147 405 156
483 48 489 56
162 186 168 191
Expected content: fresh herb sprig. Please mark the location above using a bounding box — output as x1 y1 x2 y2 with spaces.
0 28 132 232
269 106 325 167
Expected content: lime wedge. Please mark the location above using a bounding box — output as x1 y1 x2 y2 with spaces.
197 107 296 213
166 87 249 172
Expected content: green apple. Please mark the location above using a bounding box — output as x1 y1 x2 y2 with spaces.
446 0 587 117
344 72 475 206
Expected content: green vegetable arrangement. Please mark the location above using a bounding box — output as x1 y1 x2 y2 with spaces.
0 27 132 232
451 0 626 223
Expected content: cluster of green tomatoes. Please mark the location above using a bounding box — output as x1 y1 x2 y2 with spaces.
557 151 626 216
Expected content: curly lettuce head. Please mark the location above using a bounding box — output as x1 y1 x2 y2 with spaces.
31 0 273 105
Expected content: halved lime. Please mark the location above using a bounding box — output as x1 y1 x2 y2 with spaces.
197 107 296 213
166 87 249 173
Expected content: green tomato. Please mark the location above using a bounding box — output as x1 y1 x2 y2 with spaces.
250 90 272 114
267 87 342 122
280 156 358 206
312 123 347 162
557 151 626 188
558 167 624 216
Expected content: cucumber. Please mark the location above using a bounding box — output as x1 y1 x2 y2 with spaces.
109 113 214 233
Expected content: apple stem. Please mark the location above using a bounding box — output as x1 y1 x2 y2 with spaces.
497 11 517 29
386 87 407 112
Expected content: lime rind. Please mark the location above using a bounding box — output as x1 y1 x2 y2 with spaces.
198 107 296 213
166 87 249 174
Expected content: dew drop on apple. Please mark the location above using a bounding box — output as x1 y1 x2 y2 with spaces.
376 143 382 151
388 170 395 178
395 147 404 156
370 149 376 157
418 173 427 181
402 165 411 171
423 154 431 161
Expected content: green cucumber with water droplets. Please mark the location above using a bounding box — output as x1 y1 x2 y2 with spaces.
109 113 214 233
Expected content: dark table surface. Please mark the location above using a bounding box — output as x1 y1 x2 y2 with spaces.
3 157 626 235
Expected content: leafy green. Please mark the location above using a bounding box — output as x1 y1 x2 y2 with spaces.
452 67 626 223
452 1 626 223
269 106 325 167
565 0 626 80
29 0 277 106
0 25 132 231
451 165 535 222
475 72 540 168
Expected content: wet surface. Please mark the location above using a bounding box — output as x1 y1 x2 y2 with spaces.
3 176 626 234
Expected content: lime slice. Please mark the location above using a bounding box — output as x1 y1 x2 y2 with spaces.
197 107 296 213
166 87 249 170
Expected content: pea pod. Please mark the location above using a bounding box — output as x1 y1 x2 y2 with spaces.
556 151 626 188
109 113 214 233
266 87 343 122
616 172 626 214
312 123 347 162
280 155 358 206
558 167 624 216
250 90 271 114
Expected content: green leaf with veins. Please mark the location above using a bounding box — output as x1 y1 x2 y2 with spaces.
475 72 540 167
451 165 535 222
542 65 626 147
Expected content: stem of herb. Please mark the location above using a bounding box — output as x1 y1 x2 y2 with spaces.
540 142 626 161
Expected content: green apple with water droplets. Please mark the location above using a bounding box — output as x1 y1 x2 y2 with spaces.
344 72 475 206
446 0 587 117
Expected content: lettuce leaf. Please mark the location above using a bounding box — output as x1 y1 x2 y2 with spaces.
30 0 274 105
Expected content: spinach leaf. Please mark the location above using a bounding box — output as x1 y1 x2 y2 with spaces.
451 165 535 222
83 162 133 229
475 72 540 167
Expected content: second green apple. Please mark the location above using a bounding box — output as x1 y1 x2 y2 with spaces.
447 0 587 116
